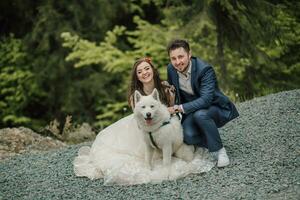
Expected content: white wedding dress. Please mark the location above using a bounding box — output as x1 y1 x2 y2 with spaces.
73 114 215 185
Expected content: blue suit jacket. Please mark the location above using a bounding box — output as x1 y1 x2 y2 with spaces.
167 56 239 125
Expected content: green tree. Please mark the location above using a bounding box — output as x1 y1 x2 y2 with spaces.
0 0 142 129
0 35 41 127
26 0 130 124
62 0 300 127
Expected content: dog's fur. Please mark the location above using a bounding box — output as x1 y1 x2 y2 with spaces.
133 89 194 169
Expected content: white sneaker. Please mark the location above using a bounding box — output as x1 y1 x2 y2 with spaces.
217 147 230 167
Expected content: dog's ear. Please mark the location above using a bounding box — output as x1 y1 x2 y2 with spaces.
134 90 142 104
151 88 160 101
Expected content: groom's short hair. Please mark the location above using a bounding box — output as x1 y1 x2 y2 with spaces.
167 39 190 55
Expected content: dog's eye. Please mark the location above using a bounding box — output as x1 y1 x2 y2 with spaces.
141 106 146 109
150 105 154 108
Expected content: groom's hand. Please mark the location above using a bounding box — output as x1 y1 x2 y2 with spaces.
168 105 182 114
168 106 176 114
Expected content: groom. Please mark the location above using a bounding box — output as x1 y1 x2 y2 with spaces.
166 39 239 167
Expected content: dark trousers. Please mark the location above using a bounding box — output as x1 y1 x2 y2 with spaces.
182 105 226 152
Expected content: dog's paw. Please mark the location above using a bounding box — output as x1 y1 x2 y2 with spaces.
161 165 172 179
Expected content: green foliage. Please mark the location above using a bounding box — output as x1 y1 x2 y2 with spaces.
1 0 299 130
0 0 137 129
61 26 133 73
62 0 300 128
19 0 134 129
94 101 130 130
62 15 174 76
0 36 39 127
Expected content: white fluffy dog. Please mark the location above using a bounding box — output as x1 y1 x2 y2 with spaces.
133 89 194 169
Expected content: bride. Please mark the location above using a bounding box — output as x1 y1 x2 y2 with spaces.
73 57 215 185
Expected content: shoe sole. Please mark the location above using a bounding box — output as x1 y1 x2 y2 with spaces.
217 161 230 168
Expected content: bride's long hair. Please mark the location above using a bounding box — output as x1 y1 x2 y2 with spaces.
127 57 168 108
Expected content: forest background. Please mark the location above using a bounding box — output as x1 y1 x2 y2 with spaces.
0 0 299 133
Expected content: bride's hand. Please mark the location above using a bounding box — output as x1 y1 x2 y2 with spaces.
168 90 175 106
165 86 176 106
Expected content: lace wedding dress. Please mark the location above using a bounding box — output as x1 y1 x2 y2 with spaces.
73 114 215 185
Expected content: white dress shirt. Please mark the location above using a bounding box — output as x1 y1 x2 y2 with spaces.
176 61 193 113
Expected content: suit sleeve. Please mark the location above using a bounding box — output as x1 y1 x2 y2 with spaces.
182 66 216 114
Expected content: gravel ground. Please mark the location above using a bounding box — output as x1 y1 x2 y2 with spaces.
1 89 299 200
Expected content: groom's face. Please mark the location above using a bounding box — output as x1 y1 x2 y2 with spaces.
169 47 191 73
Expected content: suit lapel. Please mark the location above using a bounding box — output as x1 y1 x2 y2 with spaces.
190 58 197 95
174 69 181 104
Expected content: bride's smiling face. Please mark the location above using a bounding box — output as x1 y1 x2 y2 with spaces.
136 61 154 84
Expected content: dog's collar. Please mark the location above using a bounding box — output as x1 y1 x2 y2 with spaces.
161 120 170 127
148 119 171 149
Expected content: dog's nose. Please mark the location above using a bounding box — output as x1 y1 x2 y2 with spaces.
146 112 151 118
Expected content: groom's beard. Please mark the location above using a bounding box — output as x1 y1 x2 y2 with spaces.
177 64 189 75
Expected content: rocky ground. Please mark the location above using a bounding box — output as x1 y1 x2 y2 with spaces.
0 127 66 161
0 89 299 200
